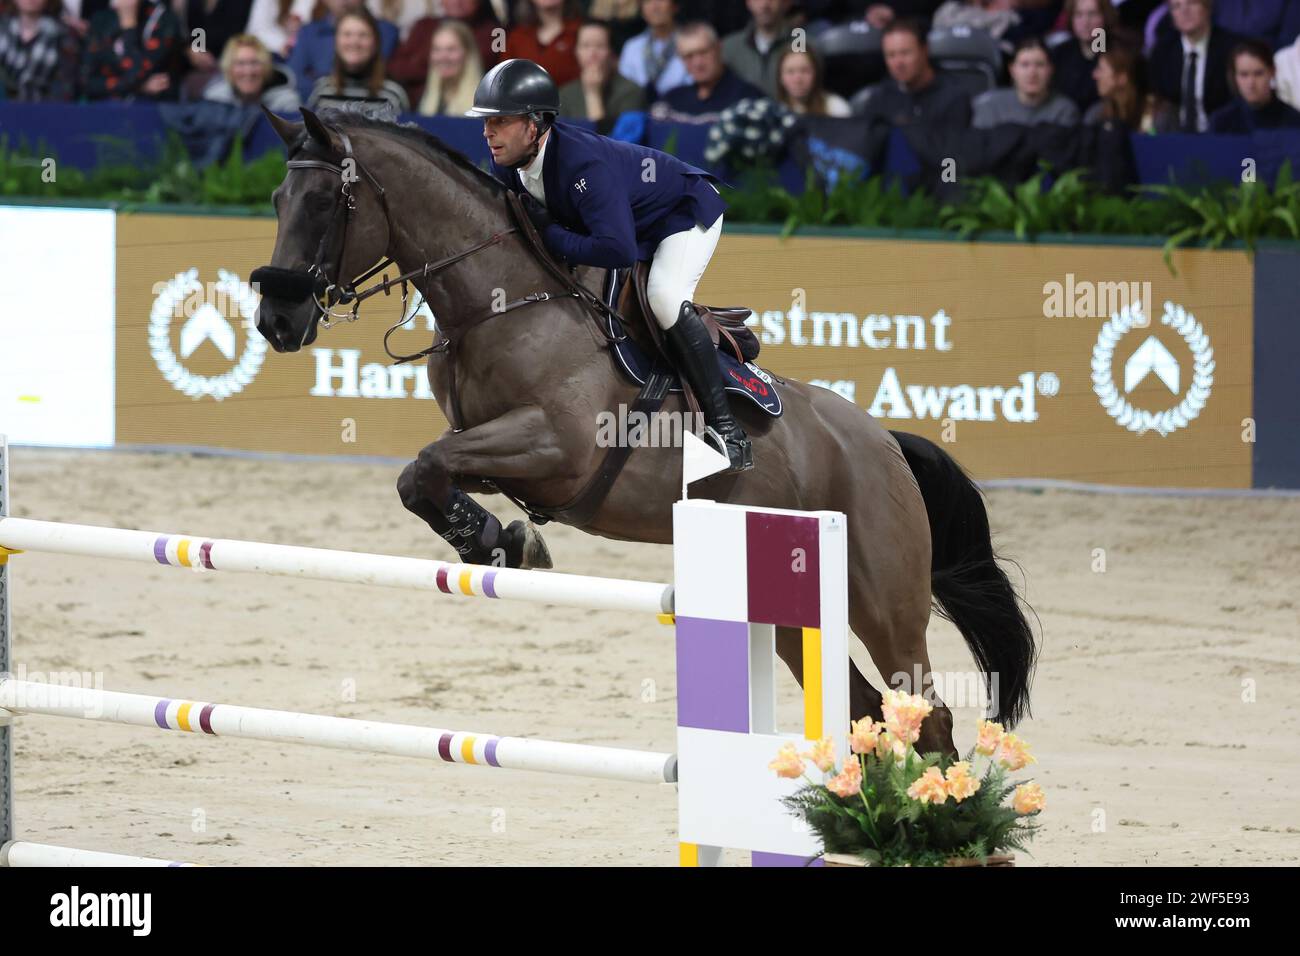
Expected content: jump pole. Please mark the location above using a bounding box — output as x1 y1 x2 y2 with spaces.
0 517 672 616
1 841 195 868
0 678 677 785
0 434 852 866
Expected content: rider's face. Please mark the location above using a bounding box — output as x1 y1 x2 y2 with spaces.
483 115 538 167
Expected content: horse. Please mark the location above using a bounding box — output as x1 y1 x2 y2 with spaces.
252 108 1037 755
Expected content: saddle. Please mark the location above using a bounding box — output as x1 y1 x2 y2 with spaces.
618 261 762 366
481 191 761 528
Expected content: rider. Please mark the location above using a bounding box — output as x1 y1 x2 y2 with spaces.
466 57 753 474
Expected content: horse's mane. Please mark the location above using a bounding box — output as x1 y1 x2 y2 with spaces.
313 109 508 198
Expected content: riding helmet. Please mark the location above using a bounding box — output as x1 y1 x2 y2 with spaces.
466 59 560 120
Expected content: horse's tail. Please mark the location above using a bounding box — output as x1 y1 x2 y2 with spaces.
890 430 1038 728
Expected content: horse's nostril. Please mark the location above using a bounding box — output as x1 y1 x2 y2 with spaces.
273 314 291 341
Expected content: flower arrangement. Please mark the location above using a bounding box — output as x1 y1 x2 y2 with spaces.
772 690 1044 867
703 97 798 170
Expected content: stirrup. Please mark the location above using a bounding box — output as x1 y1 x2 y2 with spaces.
702 426 754 474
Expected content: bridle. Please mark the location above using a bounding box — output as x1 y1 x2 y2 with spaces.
282 128 399 328
255 125 524 360
253 119 627 371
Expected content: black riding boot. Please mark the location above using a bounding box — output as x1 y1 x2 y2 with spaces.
665 301 754 473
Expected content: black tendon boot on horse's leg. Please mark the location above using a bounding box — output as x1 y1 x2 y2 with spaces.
397 463 549 569
665 302 754 473
443 489 551 568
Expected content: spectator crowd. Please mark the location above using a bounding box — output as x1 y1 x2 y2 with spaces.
2 0 1298 171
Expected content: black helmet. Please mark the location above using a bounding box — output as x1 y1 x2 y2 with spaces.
466 59 560 119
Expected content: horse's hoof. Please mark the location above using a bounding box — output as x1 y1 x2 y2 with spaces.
508 519 553 570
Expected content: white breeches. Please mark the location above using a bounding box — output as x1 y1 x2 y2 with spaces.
646 210 724 330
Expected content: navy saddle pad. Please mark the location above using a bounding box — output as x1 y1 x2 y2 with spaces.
605 313 783 417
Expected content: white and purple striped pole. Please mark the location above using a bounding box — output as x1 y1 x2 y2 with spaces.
0 517 673 616
0 679 678 786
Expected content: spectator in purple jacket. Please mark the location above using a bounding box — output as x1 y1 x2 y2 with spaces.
0 0 79 100
288 0 398 101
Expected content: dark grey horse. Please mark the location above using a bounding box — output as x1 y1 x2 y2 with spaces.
254 109 1036 755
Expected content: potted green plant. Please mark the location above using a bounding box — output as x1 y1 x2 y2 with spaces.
771 690 1044 867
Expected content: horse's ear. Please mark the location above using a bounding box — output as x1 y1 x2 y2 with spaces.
300 107 337 152
262 106 303 149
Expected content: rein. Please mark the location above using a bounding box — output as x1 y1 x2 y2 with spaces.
269 123 627 368
262 120 654 526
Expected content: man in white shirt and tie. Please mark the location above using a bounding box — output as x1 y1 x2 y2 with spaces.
1151 0 1239 132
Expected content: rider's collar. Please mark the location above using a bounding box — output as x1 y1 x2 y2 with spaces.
515 126 552 177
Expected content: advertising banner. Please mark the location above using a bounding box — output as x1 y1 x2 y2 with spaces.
0 206 116 448
114 213 449 461
699 232 1253 489
112 213 1255 487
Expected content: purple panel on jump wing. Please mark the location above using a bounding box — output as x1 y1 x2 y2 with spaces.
751 851 825 867
675 616 750 733
745 512 821 629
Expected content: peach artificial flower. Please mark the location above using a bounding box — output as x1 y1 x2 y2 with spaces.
995 733 1037 772
770 742 805 778
875 729 908 761
1013 782 1045 814
944 761 981 802
882 688 933 745
907 766 949 804
805 736 837 773
975 720 1004 756
827 753 864 798
849 718 880 754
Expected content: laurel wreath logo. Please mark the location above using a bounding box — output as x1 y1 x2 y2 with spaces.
149 268 267 401
1091 300 1214 436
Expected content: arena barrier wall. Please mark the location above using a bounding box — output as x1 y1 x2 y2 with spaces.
2 203 1295 487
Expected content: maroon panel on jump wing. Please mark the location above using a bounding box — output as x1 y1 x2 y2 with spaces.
744 511 821 628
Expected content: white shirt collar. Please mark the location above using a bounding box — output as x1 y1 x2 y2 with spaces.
1182 30 1209 58
520 129 551 183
